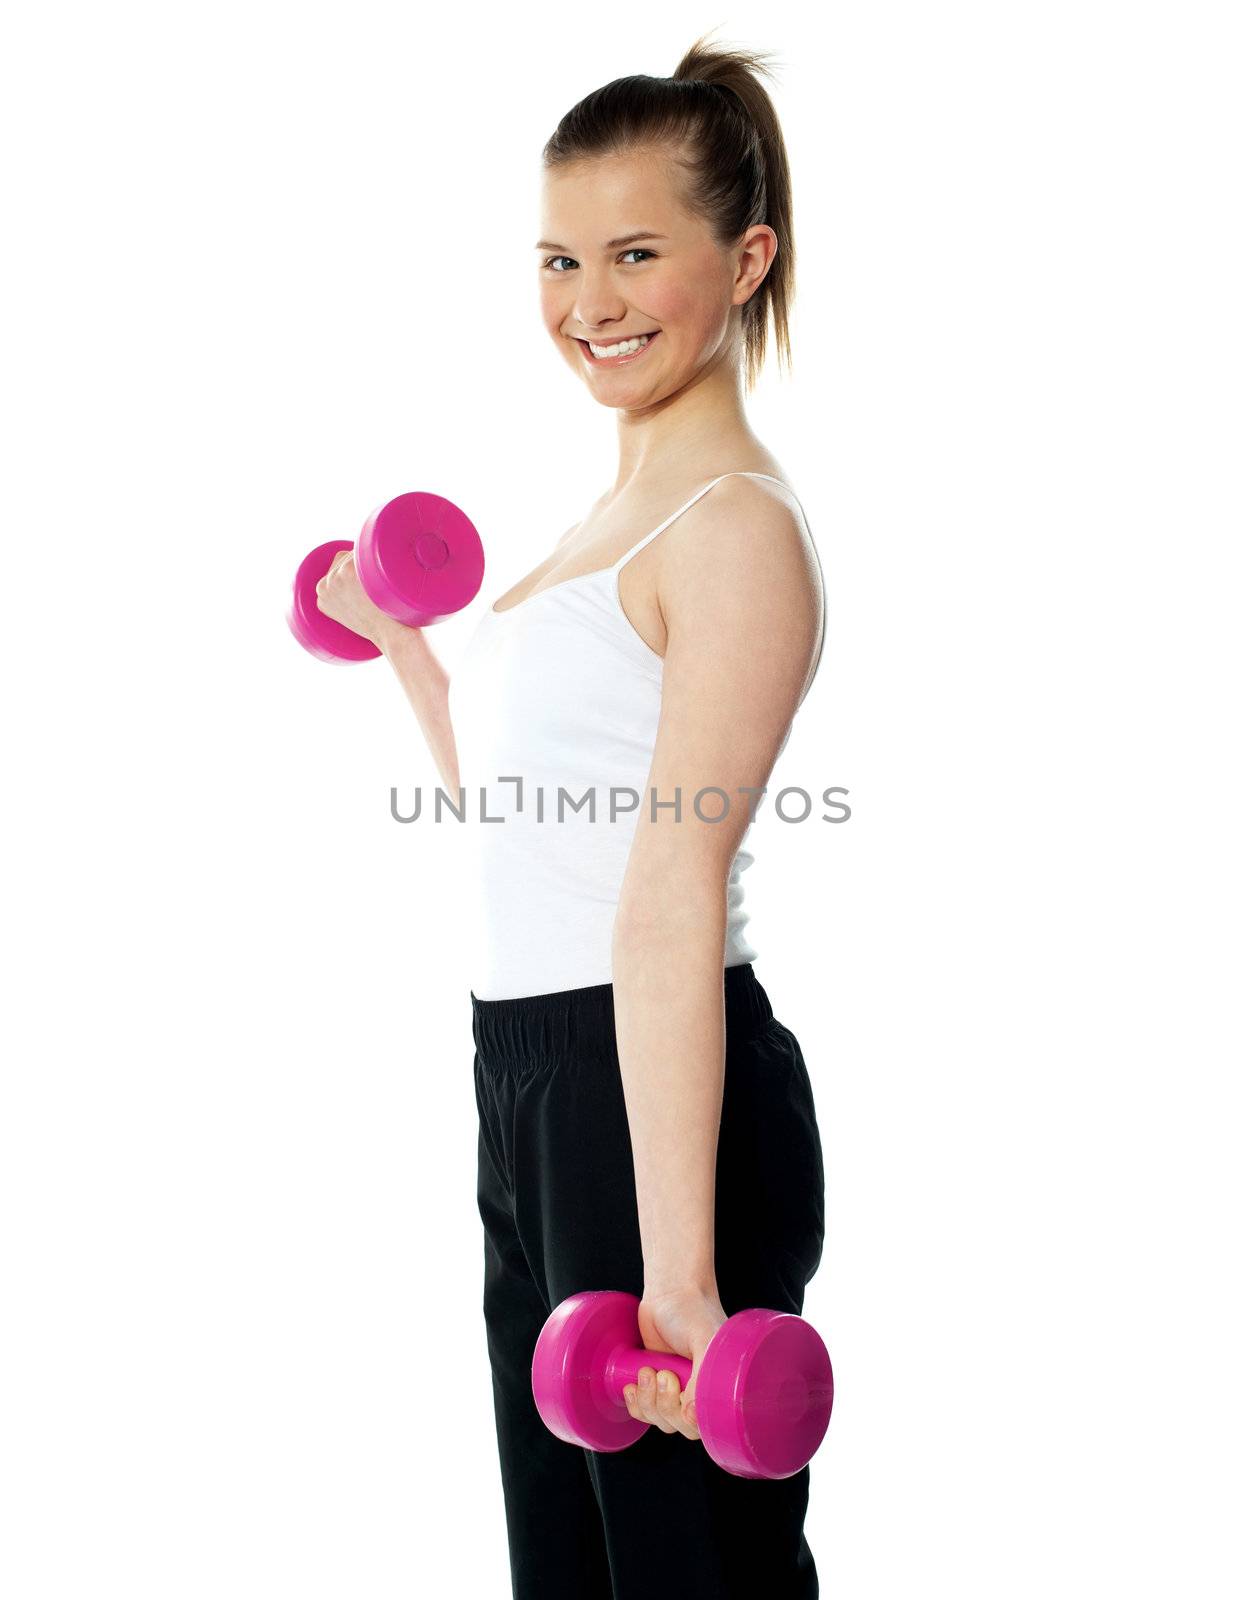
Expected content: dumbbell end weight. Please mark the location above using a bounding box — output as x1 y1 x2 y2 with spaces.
354 492 484 628
532 1292 652 1454
696 1307 834 1480
287 540 382 664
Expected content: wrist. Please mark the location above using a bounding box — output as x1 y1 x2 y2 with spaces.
374 619 422 656
642 1270 720 1301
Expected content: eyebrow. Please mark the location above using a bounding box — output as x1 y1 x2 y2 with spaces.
534 232 669 252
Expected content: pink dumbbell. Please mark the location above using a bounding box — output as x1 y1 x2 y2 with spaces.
532 1290 834 1480
287 490 485 663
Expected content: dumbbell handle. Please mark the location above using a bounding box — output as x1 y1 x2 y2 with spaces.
602 1346 695 1401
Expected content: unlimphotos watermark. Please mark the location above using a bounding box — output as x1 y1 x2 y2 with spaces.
389 780 852 825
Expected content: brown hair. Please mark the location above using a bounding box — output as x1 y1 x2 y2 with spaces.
541 30 796 391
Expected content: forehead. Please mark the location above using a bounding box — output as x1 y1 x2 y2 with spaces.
539 148 687 236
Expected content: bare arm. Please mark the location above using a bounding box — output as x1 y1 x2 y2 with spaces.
378 625 460 808
313 548 461 806
319 506 595 804
611 477 824 1298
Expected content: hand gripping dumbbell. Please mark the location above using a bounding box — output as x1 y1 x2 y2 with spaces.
532 1290 834 1480
287 490 485 662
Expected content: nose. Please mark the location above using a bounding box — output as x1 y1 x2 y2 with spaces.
574 294 630 337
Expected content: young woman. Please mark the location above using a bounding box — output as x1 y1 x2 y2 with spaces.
317 35 828 1600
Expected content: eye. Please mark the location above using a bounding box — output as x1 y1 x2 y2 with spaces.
541 248 658 272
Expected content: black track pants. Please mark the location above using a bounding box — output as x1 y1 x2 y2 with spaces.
470 960 827 1600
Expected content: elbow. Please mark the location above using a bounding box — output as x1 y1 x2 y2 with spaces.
613 877 729 952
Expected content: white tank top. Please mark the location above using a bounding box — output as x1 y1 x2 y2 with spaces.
448 472 809 1001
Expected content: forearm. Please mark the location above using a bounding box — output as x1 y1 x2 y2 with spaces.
376 624 460 806
610 890 729 1295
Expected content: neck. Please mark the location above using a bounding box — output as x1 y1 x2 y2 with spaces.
607 340 759 497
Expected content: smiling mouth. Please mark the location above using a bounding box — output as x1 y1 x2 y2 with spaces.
575 330 661 366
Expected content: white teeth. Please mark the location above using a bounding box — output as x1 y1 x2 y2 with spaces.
587 334 652 358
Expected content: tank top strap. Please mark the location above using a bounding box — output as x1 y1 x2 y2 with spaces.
611 472 800 573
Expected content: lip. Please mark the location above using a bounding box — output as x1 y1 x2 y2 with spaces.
575 331 660 367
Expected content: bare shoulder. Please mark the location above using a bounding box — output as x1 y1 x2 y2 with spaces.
657 471 825 696
658 471 823 620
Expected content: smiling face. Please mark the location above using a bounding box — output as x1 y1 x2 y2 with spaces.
537 147 761 408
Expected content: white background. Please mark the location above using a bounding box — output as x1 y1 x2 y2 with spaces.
2 2 1229 1595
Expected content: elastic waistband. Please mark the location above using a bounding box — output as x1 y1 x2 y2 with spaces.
471 960 773 1070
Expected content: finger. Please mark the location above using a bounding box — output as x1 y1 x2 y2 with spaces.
319 553 350 587
623 1370 651 1424
677 1387 701 1442
655 1368 683 1434
641 1366 672 1430
631 1365 670 1430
